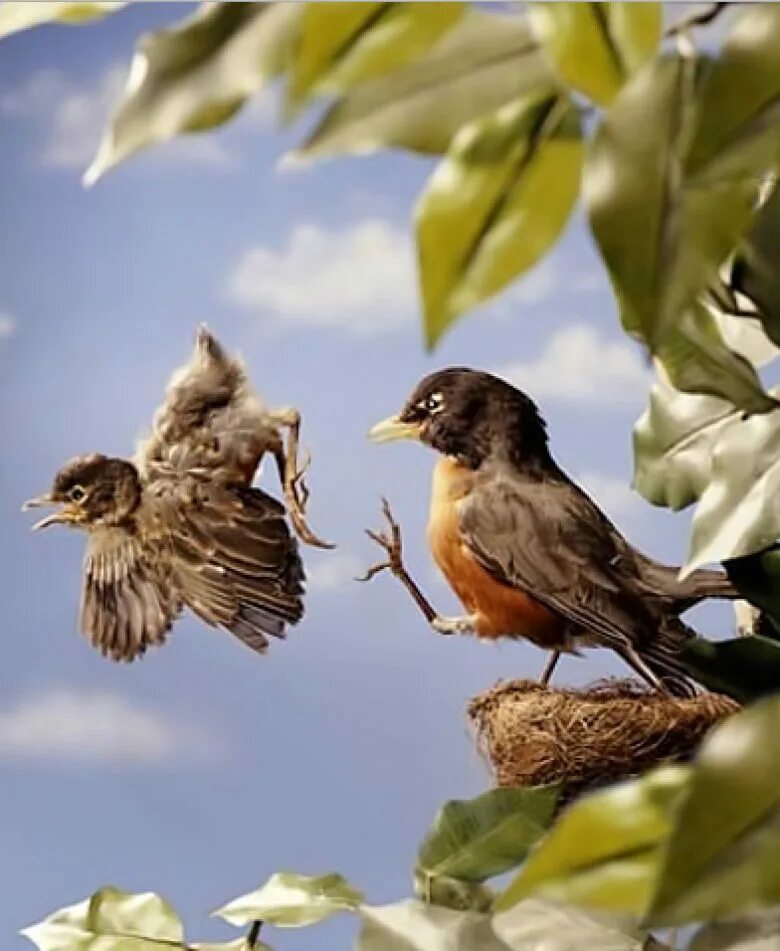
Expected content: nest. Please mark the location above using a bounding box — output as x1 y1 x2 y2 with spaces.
468 679 739 798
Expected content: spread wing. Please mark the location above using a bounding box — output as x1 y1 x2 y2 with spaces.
80 527 180 662
458 476 662 655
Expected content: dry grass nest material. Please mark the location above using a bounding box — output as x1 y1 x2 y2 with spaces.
468 679 739 796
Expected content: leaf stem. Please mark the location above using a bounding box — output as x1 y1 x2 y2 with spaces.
665 3 730 39
246 921 263 949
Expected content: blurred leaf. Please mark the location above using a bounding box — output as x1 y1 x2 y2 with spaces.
292 9 554 161
690 909 780 951
633 373 739 511
356 901 508 951
413 874 494 913
86 2 301 184
680 635 780 703
648 696 780 926
495 767 690 915
417 93 581 347
687 5 780 185
685 398 780 571
0 1 124 39
528 2 661 106
416 786 560 886
726 548 780 639
585 54 758 352
196 943 270 951
21 887 184 951
289 2 463 111
214 872 362 929
494 899 652 951
657 302 776 413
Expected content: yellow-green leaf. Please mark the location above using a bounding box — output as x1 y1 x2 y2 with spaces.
85 2 301 184
495 767 690 916
292 9 554 161
288 2 463 111
21 887 184 951
416 93 581 348
0 1 124 39
528 2 661 107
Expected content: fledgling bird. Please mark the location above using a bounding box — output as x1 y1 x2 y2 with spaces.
23 326 330 662
366 367 739 696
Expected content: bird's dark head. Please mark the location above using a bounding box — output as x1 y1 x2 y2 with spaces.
369 367 551 470
23 454 142 531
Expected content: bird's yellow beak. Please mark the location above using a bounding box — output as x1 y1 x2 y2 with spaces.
368 415 421 444
22 494 79 531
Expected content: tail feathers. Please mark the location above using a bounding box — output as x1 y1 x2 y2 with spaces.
679 568 739 603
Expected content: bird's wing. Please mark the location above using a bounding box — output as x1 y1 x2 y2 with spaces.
145 479 305 654
459 476 658 653
80 526 180 662
135 327 275 486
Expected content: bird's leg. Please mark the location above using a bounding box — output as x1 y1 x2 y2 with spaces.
359 498 476 637
615 643 672 697
539 650 561 686
269 406 334 549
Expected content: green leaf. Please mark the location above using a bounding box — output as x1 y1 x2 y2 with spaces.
633 374 739 512
356 901 508 951
585 54 758 352
685 400 780 571
214 872 363 929
288 2 463 111
495 767 690 916
648 696 780 926
680 635 780 703
416 786 560 887
494 899 652 951
687 5 780 185
656 302 776 413
85 2 302 184
690 909 780 951
0 1 124 39
292 9 554 161
417 93 582 347
413 874 494 913
726 548 780 639
528 2 661 107
21 887 184 951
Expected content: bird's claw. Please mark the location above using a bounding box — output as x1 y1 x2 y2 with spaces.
284 450 334 550
359 498 404 581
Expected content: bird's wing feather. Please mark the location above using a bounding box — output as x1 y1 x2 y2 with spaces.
459 476 658 652
80 526 180 662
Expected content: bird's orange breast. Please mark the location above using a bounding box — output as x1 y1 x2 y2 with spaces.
427 457 564 647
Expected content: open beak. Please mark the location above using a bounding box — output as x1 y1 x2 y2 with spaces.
21 494 77 531
368 415 422 444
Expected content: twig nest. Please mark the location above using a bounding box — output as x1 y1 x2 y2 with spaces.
468 679 739 796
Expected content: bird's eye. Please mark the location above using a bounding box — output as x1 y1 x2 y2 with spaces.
69 485 86 503
420 392 444 414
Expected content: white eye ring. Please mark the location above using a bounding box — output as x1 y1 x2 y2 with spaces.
420 392 444 414
69 485 86 503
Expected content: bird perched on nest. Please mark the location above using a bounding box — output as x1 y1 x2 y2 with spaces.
364 367 739 696
23 326 332 662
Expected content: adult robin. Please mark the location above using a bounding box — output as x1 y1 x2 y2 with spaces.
23 326 332 662
365 367 738 696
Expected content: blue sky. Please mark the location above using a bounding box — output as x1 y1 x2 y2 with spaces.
0 5 738 949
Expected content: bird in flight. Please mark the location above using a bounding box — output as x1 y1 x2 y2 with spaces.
23 326 331 662
365 367 738 696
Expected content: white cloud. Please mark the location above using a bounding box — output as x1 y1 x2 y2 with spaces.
1 66 235 171
0 689 210 765
577 471 642 523
0 311 16 340
497 323 652 406
227 219 416 333
307 553 364 593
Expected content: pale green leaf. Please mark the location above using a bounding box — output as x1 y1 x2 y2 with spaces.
648 697 780 926
494 899 650 951
356 901 509 951
585 54 758 351
289 2 463 111
292 9 554 162
690 909 780 951
0 1 124 39
86 2 301 184
685 397 780 571
495 767 690 915
21 887 184 951
214 872 362 929
416 786 559 886
528 2 661 107
417 93 581 347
